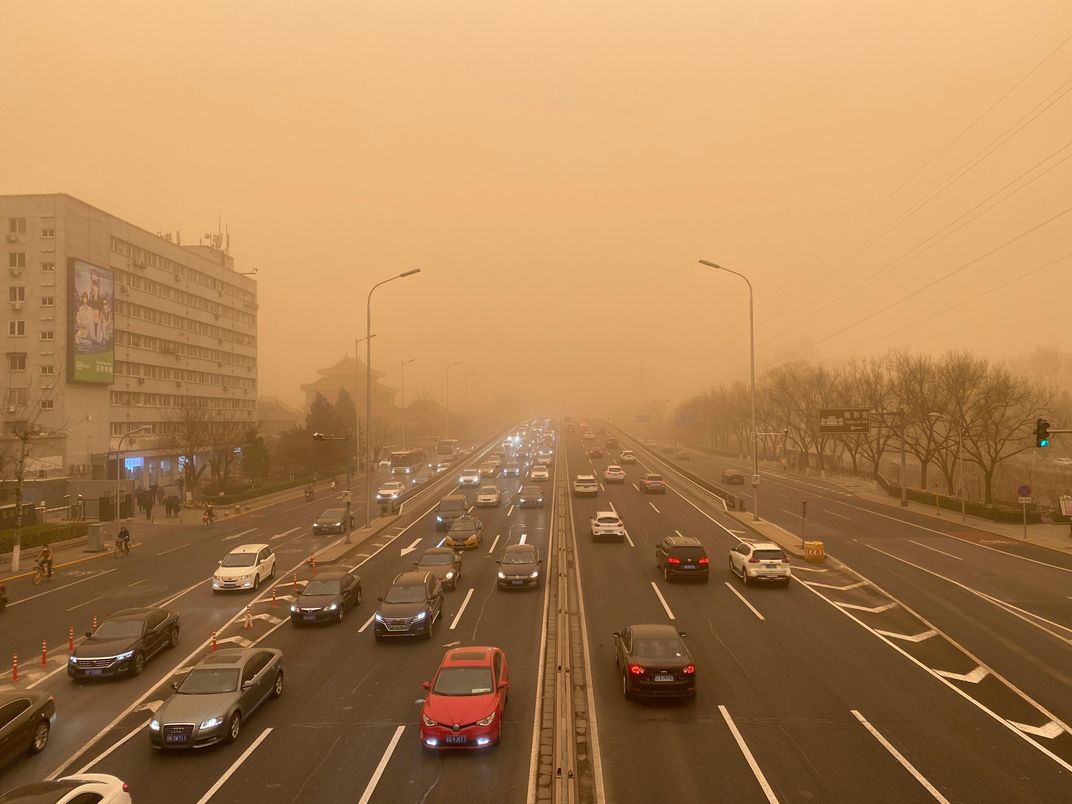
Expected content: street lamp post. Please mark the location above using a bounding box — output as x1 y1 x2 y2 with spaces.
365 268 421 528
313 432 353 543
699 260 759 521
115 426 152 534
929 412 966 523
354 334 377 469
400 358 416 450
445 361 462 439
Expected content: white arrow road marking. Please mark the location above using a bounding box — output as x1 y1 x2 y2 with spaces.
1008 720 1066 739
449 588 475 630
836 601 898 614
138 700 164 713
804 580 868 591
270 527 300 540
874 628 938 643
934 665 988 684
400 538 421 557
358 726 405 804
215 636 255 649
792 565 829 573
253 614 284 625
487 534 501 554
851 711 950 803
224 527 259 542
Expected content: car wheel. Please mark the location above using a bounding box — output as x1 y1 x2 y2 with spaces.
269 563 276 579
272 671 284 699
336 606 345 624
356 586 363 605
30 719 50 754
225 712 242 743
252 574 260 592
131 651 146 676
621 672 631 700
742 571 750 587
663 566 670 583
167 627 180 649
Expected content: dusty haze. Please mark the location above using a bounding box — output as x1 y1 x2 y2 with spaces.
5 1 1071 417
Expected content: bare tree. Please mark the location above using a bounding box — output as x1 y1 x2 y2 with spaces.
891 351 949 487
158 405 212 495
205 414 257 492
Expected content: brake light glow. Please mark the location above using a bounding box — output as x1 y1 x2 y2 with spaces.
683 664 695 674
668 557 681 564
698 557 709 565
629 664 646 675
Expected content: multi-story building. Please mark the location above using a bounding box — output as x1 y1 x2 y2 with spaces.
1 193 257 501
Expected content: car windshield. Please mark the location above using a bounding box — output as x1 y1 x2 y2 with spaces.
92 619 143 640
596 517 620 525
521 487 541 495
419 553 452 566
179 667 241 694
221 553 258 567
432 666 495 696
754 550 786 561
634 637 687 660
479 487 498 495
450 518 477 532
320 509 346 519
385 584 427 604
647 475 664 482
502 550 535 564
303 579 341 595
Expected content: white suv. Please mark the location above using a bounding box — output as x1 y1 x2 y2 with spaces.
458 469 481 487
573 474 598 497
729 541 791 586
590 511 626 542
213 544 277 592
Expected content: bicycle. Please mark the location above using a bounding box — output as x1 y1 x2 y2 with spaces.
31 564 53 586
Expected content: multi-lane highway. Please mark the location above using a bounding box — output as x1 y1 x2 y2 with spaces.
1 419 1070 802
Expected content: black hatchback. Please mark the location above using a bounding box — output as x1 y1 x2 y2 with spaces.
613 624 696 701
655 535 710 583
69 606 180 679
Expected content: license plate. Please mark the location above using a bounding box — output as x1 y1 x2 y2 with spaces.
445 735 468 744
165 734 187 745
304 613 317 621
654 674 674 682
763 563 778 569
512 580 524 585
85 669 102 676
684 564 696 570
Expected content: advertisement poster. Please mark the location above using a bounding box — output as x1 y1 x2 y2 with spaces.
68 258 115 384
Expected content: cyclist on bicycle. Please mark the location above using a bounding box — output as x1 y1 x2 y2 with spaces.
116 526 131 555
36 545 54 579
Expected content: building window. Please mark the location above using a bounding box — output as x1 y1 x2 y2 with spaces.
40 296 54 307
8 321 25 336
8 217 26 235
41 262 55 272
39 330 54 341
7 354 26 371
5 388 28 406
8 286 26 302
9 252 26 268
40 226 55 239
41 399 54 411
40 364 54 376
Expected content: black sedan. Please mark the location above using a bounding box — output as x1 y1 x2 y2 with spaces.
68 607 180 680
313 507 353 535
0 690 55 770
290 569 362 625
516 485 545 508
721 469 744 485
496 544 542 589
613 624 696 701
414 547 462 591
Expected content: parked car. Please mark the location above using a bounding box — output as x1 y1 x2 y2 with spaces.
69 607 180 680
496 544 541 589
729 541 791 586
0 689 55 771
655 535 709 583
212 544 276 592
150 648 283 748
415 547 462 591
638 474 667 494
290 569 362 624
613 624 695 701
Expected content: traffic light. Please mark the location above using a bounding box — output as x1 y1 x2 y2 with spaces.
1035 418 1050 448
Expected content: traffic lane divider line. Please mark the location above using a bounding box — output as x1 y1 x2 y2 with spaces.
195 727 274 804
851 710 951 803
449 587 475 630
6 568 118 608
624 531 635 548
649 581 675 620
724 582 765 621
823 509 852 520
270 527 301 541
649 503 661 514
487 534 501 553
358 612 376 633
358 725 406 804
154 542 189 557
223 527 260 542
905 540 963 561
64 593 106 613
73 711 153 775
718 705 780 803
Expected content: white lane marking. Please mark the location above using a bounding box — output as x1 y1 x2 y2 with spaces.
73 717 148 773
835 600 898 613
648 581 675 620
358 725 406 804
128 579 147 587
400 538 421 557
224 527 259 542
874 629 938 643
449 587 475 630
624 531 635 548
436 538 445 548
674 529 684 538
824 509 852 520
792 565 829 573
608 501 617 514
7 569 118 608
851 710 950 802
804 580 868 591
487 533 501 554
507 504 515 517
358 612 376 633
599 483 605 491
631 483 639 491
270 527 300 540
719 705 779 803
934 666 988 684
780 508 799 518
153 578 207 609
724 582 765 621
1009 720 1065 739
154 543 189 557
649 503 661 514
906 540 963 560
519 533 527 545
65 594 106 612
195 727 274 804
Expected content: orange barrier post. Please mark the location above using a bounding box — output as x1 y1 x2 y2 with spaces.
41 640 47 667
244 606 253 630
211 631 218 652
309 555 317 576
292 573 298 594
68 627 74 653
11 654 17 682
91 615 97 632
271 588 278 608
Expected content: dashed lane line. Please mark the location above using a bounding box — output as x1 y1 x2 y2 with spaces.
487 534 501 553
195 728 274 804
6 569 118 608
649 503 661 514
224 527 259 542
724 582 765 621
270 527 300 540
357 726 406 804
449 587 475 630
851 711 950 803
719 705 779 803
649 581 675 620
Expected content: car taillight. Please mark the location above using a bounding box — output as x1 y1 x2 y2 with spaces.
123 784 130 793
629 664 645 675
698 557 709 565
749 557 760 563
668 557 681 564
683 664 695 674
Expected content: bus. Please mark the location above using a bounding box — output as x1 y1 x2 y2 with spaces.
436 439 460 460
390 448 427 475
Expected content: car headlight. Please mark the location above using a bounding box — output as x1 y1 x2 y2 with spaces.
436 516 444 522
414 611 428 622
530 571 539 578
116 650 135 661
333 522 342 527
476 712 496 727
327 603 338 611
149 719 161 731
200 716 223 730
422 713 438 727
290 604 299 613
497 571 506 579
68 655 77 664
374 613 384 622
445 571 454 579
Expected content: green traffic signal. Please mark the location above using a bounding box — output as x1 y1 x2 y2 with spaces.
1035 418 1050 448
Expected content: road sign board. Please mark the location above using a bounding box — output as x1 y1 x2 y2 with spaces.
1018 496 1032 505
1017 484 1032 497
819 408 871 434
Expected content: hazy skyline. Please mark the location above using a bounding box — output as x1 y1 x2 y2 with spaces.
6 1 1071 416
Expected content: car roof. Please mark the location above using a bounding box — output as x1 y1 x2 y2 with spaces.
107 606 161 620
319 507 346 514
229 543 270 553
605 464 622 469
440 493 467 502
0 688 49 706
302 568 354 581
503 543 537 555
441 646 496 668
593 510 619 518
644 473 664 479
576 474 595 480
419 546 455 557
190 647 266 668
628 623 684 640
392 570 430 586
478 485 499 491
667 534 703 547
746 541 784 551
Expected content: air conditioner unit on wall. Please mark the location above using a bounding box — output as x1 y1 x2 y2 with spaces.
5 233 17 243
4 405 15 413
11 300 23 310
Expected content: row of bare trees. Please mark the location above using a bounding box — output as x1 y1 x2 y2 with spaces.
671 350 1067 504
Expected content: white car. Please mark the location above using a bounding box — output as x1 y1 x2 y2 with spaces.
573 474 598 497
619 450 637 464
590 511 626 542
0 774 132 803
729 541 791 586
213 544 276 592
376 481 407 504
459 469 481 487
476 485 502 507
530 465 550 481
603 465 626 483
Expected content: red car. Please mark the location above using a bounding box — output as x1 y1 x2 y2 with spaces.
420 646 509 749
639 473 667 493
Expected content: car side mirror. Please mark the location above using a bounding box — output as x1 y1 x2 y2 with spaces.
538 559 543 564
242 680 255 689
678 631 688 639
84 631 93 638
412 562 418 566
422 681 431 690
218 560 223 565
611 631 619 639
171 681 180 691
498 681 509 690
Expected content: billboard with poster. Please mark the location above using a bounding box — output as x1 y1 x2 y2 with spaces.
67 258 115 384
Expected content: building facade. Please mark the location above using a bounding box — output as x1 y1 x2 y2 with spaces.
1 194 258 497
